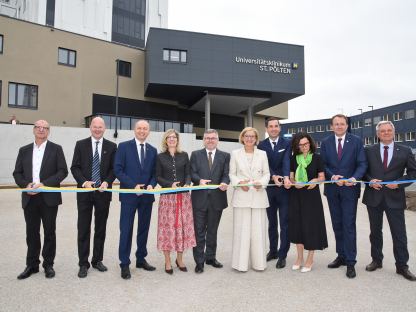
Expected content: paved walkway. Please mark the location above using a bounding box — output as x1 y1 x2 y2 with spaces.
1 188 415 312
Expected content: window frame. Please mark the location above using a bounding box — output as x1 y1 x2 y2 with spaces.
58 47 77 67
163 49 188 64
405 109 415 119
8 82 38 109
117 60 132 78
393 112 403 121
405 132 415 141
0 34 3 54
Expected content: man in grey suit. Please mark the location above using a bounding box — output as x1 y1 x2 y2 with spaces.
363 121 416 281
191 129 230 273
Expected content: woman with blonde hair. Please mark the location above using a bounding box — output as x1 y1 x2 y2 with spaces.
229 127 270 271
156 129 196 274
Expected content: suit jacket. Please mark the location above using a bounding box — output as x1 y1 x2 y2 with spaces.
70 137 117 202
114 139 157 204
362 143 416 209
229 147 270 208
190 148 230 211
320 133 367 198
257 137 291 179
13 141 68 209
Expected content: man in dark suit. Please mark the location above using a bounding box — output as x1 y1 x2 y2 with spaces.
13 120 68 279
114 120 157 279
320 114 367 278
363 121 416 281
190 129 230 274
258 117 291 269
70 117 117 278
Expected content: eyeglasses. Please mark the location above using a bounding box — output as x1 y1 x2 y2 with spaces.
204 137 218 141
298 142 310 148
34 126 49 131
167 135 177 140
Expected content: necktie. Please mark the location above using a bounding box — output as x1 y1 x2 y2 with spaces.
208 152 213 169
383 146 389 170
140 144 145 169
92 141 101 186
272 141 277 152
337 138 342 160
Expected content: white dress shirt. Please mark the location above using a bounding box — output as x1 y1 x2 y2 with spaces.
32 141 47 183
206 148 216 163
335 134 346 148
135 139 146 163
91 137 103 160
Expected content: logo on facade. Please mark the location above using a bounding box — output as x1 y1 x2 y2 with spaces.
234 57 298 74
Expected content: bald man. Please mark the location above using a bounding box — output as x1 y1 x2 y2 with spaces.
71 117 117 278
13 120 68 279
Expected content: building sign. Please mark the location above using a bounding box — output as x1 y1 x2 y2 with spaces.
234 56 298 74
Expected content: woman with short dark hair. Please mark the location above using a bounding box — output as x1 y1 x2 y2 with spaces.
288 132 328 273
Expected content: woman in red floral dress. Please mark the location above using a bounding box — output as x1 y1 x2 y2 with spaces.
156 129 196 274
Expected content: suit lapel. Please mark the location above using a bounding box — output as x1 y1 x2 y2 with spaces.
131 139 141 170
100 139 108 173
39 141 51 176
387 145 400 171
373 144 382 167
340 135 351 161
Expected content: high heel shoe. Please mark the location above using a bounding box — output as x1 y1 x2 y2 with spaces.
165 264 173 275
301 266 312 273
175 259 188 272
292 264 301 271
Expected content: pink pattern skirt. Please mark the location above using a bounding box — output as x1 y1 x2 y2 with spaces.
157 192 196 252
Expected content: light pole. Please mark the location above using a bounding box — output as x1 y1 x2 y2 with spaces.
114 59 120 138
368 105 374 144
358 108 363 141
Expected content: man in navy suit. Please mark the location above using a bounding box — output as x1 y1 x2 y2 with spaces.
320 114 367 278
114 120 157 279
363 121 416 281
258 117 291 269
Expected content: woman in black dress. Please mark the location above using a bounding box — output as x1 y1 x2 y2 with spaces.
289 133 327 273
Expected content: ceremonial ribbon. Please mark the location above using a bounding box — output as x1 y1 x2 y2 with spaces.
13 179 416 194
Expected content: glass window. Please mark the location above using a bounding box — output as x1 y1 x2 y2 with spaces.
8 82 38 109
298 127 304 132
364 137 372 146
157 120 164 132
393 112 403 121
58 48 76 67
316 141 321 148
170 50 180 62
405 132 415 141
394 133 403 142
307 126 314 133
163 49 188 63
163 49 169 61
172 122 181 132
316 125 324 132
373 116 381 124
364 118 372 127
117 60 132 78
180 51 187 63
405 109 415 119
120 117 130 130
382 114 389 121
0 34 3 54
165 121 173 130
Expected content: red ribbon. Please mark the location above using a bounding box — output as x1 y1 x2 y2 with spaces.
174 193 182 228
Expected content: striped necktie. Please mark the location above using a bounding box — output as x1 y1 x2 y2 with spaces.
92 141 101 186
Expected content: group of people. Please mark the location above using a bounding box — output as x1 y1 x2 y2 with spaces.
12 114 416 282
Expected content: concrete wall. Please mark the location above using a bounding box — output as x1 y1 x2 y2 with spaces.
0 124 240 185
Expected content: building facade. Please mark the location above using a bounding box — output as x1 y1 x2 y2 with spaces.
280 100 416 151
12 0 167 48
0 15 305 140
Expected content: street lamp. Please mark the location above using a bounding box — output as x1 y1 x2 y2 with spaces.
114 59 120 138
368 105 374 144
358 108 363 141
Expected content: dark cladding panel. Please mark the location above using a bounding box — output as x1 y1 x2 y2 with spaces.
46 0 55 26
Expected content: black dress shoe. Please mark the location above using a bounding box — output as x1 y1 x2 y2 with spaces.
396 267 416 281
136 260 156 271
17 266 39 280
276 258 286 269
121 266 131 279
195 264 204 274
78 266 88 278
206 259 223 268
346 265 356 278
266 252 278 262
165 264 173 275
328 257 346 269
365 261 382 272
175 259 188 272
92 261 108 272
44 266 55 279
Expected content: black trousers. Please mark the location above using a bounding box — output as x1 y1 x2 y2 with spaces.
24 195 58 268
77 193 110 267
367 199 409 269
193 199 223 265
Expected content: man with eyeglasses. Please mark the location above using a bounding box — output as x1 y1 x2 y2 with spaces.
258 117 291 269
190 129 230 273
13 120 68 279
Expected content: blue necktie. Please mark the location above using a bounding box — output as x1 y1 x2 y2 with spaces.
92 141 101 186
140 144 145 169
272 141 277 152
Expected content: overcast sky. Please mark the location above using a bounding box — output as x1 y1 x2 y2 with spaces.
168 0 416 122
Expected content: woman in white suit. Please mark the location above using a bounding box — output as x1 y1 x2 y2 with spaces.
229 127 270 271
